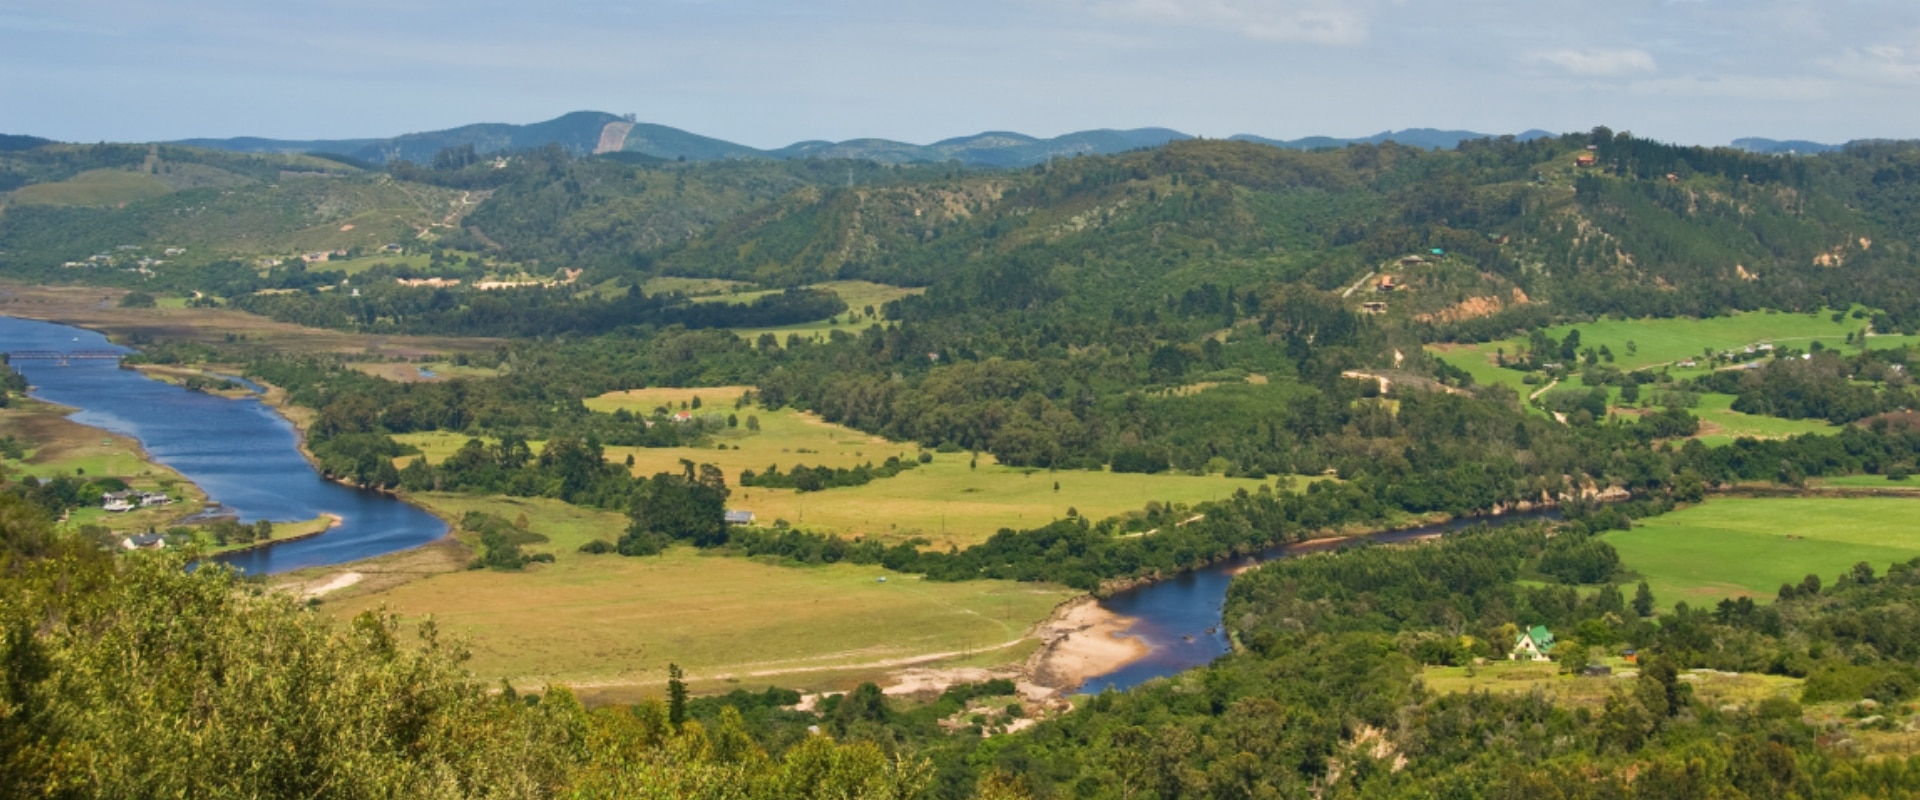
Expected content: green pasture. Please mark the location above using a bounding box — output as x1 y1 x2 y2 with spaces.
1690 393 1840 445
327 513 1077 693
1430 309 1877 397
1816 474 1920 489
723 280 924 346
642 276 758 297
1606 497 1920 610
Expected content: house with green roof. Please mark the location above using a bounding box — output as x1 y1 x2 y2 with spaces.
1511 625 1555 662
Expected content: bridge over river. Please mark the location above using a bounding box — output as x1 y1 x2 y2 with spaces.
5 350 124 364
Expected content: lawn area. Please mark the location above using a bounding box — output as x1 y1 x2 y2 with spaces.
1421 660 1800 709
325 496 1077 694
1606 497 1920 610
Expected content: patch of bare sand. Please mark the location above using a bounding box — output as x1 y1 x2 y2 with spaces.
1027 598 1150 692
297 571 363 599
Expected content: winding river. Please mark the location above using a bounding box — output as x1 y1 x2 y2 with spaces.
0 316 447 574
6 313 1552 689
1080 508 1561 692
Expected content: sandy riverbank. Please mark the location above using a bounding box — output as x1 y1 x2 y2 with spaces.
1026 598 1151 692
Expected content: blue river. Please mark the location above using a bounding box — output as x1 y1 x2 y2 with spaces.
1081 508 1560 692
0 315 447 574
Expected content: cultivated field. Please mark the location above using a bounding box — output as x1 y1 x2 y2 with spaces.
1606 497 1920 610
325 493 1076 697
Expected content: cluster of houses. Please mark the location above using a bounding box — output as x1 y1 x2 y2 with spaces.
102 490 171 513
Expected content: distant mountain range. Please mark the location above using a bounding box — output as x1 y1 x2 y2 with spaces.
1 113 1856 167
1731 137 1845 155
155 112 1557 168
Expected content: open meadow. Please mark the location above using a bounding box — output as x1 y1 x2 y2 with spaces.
1421 660 1800 708
723 280 926 346
1431 309 1874 391
324 493 1077 699
1606 497 1920 610
399 394 1277 548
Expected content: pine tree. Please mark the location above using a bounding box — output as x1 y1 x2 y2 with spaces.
1633 581 1656 617
667 663 688 729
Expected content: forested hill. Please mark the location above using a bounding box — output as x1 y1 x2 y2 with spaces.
151 111 1540 167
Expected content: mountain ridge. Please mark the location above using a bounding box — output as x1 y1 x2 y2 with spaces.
7 113 1861 168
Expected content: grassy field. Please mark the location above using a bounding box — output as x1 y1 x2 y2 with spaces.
1815 474 1920 489
726 280 926 346
321 253 432 276
1422 660 1800 708
583 385 754 415
0 398 207 532
346 361 505 383
1690 393 1840 445
587 396 1268 548
401 395 1274 548
721 456 1272 549
326 494 1076 696
1430 309 1876 397
1607 497 1920 610
7 169 174 206
643 276 758 297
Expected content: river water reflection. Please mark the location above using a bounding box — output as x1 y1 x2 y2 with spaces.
0 315 447 574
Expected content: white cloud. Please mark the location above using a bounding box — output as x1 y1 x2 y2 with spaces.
1065 0 1375 46
1823 44 1920 86
1627 74 1833 100
1529 48 1657 77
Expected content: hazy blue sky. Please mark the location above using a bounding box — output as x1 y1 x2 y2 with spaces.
3 0 1917 146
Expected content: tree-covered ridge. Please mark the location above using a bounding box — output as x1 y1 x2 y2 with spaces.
0 494 936 798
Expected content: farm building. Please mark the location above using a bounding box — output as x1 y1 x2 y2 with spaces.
724 510 756 526
1511 625 1556 661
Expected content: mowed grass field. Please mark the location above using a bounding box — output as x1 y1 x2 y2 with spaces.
328 494 1076 694
1606 497 1920 610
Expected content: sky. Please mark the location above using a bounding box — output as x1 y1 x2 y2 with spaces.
3 0 1918 148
